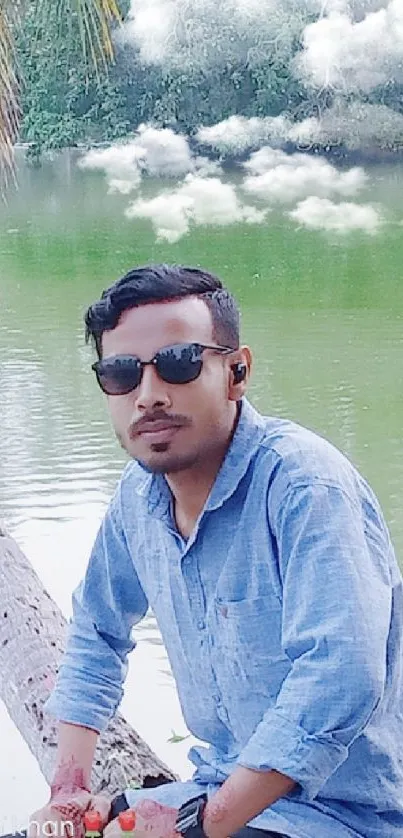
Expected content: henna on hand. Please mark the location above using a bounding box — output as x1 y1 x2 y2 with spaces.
51 801 87 838
50 790 92 838
134 800 181 838
51 758 91 799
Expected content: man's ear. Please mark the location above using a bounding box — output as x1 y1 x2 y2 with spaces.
231 362 247 385
228 346 252 399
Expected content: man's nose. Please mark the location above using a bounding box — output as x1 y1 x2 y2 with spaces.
134 363 171 410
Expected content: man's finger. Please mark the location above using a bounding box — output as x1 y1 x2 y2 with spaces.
28 809 62 838
87 793 113 826
43 818 63 838
53 790 91 811
48 800 86 838
31 813 67 838
103 818 122 838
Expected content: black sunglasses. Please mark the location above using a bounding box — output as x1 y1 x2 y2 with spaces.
92 342 234 396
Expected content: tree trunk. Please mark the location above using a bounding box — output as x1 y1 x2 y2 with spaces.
0 527 178 797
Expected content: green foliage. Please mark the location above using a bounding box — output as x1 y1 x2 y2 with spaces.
16 4 130 157
14 3 403 159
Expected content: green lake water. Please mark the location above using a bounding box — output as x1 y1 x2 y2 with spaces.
0 150 402 822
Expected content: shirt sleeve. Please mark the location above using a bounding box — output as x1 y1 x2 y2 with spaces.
238 481 391 801
44 484 149 733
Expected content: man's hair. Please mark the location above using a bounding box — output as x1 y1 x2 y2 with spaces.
84 263 240 358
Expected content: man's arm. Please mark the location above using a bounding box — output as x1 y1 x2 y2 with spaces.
29 722 111 838
50 721 99 795
203 766 296 838
204 481 392 837
44 483 149 765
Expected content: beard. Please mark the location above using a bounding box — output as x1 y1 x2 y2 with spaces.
115 430 200 474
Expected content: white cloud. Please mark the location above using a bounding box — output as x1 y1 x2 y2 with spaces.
196 114 294 155
118 0 177 66
192 156 223 177
296 0 403 94
119 0 306 72
196 97 403 156
125 192 193 243
119 0 396 93
78 143 144 194
133 125 194 176
242 147 290 173
241 147 367 203
113 0 403 156
125 173 268 242
289 195 382 234
78 0 399 240
294 101 403 150
78 125 215 194
304 1 386 13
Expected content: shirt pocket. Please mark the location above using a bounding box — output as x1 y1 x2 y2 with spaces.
213 594 291 699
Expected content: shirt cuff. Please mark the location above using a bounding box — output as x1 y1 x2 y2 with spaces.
237 709 349 801
43 683 122 733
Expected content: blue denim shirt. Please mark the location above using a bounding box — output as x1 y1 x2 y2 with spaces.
45 397 403 838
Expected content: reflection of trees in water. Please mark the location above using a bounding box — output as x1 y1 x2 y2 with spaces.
114 356 140 369
163 345 199 363
162 347 180 362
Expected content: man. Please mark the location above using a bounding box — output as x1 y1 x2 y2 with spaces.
28 264 403 838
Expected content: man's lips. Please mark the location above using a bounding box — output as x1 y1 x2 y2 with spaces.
135 421 184 444
137 420 182 434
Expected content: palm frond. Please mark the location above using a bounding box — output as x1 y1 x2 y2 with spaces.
0 0 122 189
33 0 122 74
0 5 20 192
77 0 122 68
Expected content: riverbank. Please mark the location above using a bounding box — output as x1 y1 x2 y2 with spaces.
14 138 403 176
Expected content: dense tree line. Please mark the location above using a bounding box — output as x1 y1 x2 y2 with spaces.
15 4 403 160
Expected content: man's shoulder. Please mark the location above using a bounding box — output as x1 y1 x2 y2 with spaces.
256 413 364 502
259 414 350 468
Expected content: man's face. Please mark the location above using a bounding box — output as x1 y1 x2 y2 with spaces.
100 296 240 474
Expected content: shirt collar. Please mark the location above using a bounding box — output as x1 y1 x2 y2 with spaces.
136 397 267 520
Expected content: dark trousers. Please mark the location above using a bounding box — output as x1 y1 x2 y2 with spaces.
4 792 290 838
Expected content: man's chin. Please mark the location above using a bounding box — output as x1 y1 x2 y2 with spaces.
134 450 197 475
117 433 197 474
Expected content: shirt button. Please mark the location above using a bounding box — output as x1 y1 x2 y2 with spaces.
197 619 206 630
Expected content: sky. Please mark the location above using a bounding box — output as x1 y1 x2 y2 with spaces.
79 0 402 240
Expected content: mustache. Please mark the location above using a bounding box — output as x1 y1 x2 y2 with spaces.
128 411 190 437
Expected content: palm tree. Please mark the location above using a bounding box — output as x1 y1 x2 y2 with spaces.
0 0 122 190
0 3 19 188
0 525 178 795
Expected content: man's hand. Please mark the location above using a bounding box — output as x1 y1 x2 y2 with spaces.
104 799 181 838
28 790 112 838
